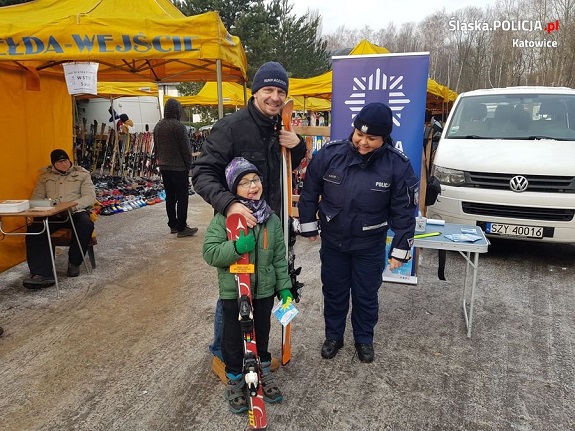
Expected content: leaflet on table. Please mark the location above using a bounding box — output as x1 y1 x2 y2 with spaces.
444 228 482 242
382 230 418 285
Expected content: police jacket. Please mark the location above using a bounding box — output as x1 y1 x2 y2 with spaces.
202 212 291 300
31 165 96 212
298 139 419 258
191 98 306 215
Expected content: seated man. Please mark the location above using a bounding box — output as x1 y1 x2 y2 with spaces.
23 149 96 289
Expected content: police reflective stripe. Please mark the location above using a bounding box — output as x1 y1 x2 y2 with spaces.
362 221 388 231
390 248 411 260
300 221 319 233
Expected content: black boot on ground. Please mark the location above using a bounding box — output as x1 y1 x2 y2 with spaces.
355 343 374 363
321 339 343 359
67 263 80 277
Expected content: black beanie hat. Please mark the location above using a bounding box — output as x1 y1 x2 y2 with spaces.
50 149 70 165
252 62 289 94
353 102 393 137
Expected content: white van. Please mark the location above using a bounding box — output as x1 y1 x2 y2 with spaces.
428 86 575 243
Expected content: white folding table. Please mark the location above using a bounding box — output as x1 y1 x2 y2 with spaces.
413 223 490 338
0 201 90 298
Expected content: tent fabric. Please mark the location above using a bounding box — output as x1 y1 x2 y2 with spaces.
348 39 390 55
0 0 248 272
74 82 160 100
291 96 331 111
173 82 249 107
93 82 159 99
0 0 248 83
289 71 333 100
0 69 72 272
171 82 331 111
288 39 457 107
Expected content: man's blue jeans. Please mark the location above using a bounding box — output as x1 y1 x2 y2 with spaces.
209 298 224 361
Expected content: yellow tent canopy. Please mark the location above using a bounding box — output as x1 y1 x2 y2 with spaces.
172 82 250 107
171 82 331 111
348 39 390 55
92 82 159 98
292 95 331 112
0 0 247 83
0 0 248 272
288 39 457 110
290 71 333 100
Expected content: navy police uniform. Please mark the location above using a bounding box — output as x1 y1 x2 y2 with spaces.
298 138 419 344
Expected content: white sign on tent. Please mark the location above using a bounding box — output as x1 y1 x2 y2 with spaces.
63 62 99 95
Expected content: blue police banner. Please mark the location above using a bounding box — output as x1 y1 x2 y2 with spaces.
331 52 430 284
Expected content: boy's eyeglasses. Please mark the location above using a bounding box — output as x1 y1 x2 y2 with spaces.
237 177 261 189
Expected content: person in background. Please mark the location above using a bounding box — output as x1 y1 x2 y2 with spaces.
298 102 419 363
23 149 96 289
192 61 307 380
117 113 133 135
202 157 292 413
153 98 198 238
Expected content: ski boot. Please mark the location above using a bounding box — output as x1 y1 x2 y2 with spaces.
225 373 248 414
260 361 283 403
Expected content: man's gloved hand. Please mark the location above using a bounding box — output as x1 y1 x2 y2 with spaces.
278 289 293 305
234 230 256 254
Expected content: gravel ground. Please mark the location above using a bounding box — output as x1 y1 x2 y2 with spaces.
1 194 574 431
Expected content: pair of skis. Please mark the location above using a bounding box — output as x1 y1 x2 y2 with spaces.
280 99 303 366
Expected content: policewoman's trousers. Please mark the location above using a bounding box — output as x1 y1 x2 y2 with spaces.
320 241 385 344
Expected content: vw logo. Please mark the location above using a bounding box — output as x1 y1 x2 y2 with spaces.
509 175 528 192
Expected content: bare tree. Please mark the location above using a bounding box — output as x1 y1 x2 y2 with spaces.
323 0 575 92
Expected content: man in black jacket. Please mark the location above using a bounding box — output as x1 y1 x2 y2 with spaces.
154 98 198 237
192 61 307 380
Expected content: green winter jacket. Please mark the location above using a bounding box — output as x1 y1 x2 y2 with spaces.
202 213 291 300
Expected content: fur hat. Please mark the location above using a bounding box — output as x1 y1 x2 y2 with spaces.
225 157 262 194
50 149 70 165
353 102 393 137
251 62 289 94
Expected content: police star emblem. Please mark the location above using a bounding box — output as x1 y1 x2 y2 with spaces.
361 124 368 133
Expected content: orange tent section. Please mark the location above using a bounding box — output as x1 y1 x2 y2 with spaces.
0 0 247 272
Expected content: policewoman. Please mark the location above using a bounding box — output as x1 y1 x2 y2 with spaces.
298 102 419 363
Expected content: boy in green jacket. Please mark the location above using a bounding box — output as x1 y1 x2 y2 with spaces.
202 157 293 414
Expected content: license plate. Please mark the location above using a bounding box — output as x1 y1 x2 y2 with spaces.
485 223 544 238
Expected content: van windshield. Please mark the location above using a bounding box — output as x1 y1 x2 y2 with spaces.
445 93 575 140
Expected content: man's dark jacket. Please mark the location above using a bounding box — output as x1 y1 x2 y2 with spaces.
154 98 192 172
191 98 306 215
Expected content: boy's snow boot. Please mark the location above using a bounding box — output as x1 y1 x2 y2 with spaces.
260 361 283 403
225 373 248 414
270 356 280 372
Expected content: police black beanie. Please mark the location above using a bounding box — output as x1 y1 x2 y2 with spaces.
353 102 393 137
251 62 289 94
50 149 70 165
